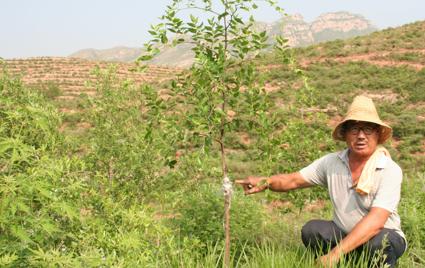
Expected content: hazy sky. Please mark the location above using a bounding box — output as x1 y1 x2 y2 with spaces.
1 0 424 59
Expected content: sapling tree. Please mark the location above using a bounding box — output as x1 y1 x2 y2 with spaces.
84 65 180 198
140 0 288 265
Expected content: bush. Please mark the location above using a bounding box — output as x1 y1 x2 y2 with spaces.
0 74 175 267
173 184 267 251
408 68 425 102
0 74 84 266
0 74 62 150
83 66 181 199
33 81 62 99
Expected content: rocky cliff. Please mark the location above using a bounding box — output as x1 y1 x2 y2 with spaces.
311 12 376 43
70 12 377 67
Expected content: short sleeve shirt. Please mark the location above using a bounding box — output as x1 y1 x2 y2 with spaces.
299 149 405 240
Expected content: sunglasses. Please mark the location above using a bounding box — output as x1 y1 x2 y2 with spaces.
347 125 378 135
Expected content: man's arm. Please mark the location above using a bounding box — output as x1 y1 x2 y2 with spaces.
236 172 313 195
319 207 391 266
268 172 313 192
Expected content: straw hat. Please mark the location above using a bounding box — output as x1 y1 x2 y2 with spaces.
332 95 392 144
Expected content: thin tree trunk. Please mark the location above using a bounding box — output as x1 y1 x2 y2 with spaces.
220 89 231 268
221 143 231 268
221 5 231 266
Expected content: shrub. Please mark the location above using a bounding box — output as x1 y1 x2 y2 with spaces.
407 68 425 102
33 81 63 99
0 74 62 150
173 184 267 251
83 66 181 199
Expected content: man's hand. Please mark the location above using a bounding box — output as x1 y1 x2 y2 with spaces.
235 176 269 195
317 252 340 267
236 172 310 194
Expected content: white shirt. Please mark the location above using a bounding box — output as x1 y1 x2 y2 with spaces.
300 149 405 241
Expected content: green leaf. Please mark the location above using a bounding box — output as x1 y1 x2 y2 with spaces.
160 34 168 44
40 220 60 235
234 17 243 24
16 201 31 214
0 252 18 266
54 202 79 220
190 14 198 23
11 225 33 244
137 55 154 61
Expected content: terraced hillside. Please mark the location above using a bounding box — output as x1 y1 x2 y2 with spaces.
258 21 425 71
2 57 182 135
3 57 181 101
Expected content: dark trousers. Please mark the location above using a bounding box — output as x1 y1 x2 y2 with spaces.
301 220 406 268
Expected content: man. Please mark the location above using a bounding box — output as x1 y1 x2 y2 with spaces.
236 96 406 267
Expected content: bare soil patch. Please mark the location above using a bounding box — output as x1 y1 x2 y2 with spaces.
327 115 343 129
300 49 425 70
59 108 80 114
264 82 281 93
363 91 400 103
303 199 326 212
76 122 92 129
266 200 293 213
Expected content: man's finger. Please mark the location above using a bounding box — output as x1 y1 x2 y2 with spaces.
235 179 249 185
246 184 268 195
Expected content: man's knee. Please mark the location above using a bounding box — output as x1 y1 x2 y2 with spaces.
364 228 406 267
366 229 405 253
301 220 322 252
301 220 321 238
301 219 322 245
367 230 390 252
301 220 344 251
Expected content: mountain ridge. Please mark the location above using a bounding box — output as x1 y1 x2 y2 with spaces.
4 20 423 105
70 11 377 67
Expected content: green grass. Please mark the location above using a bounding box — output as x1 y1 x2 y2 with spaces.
1 19 424 267
374 52 425 64
152 170 425 267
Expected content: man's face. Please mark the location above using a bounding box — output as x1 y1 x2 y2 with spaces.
344 121 380 158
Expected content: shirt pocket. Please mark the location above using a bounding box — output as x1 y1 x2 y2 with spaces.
355 177 380 211
355 192 375 211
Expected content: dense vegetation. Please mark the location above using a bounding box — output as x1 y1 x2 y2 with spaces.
1 21 424 268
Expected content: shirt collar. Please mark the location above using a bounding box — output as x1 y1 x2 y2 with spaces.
337 148 389 169
337 148 349 164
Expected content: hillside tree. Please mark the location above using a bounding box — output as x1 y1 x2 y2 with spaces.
139 0 289 266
